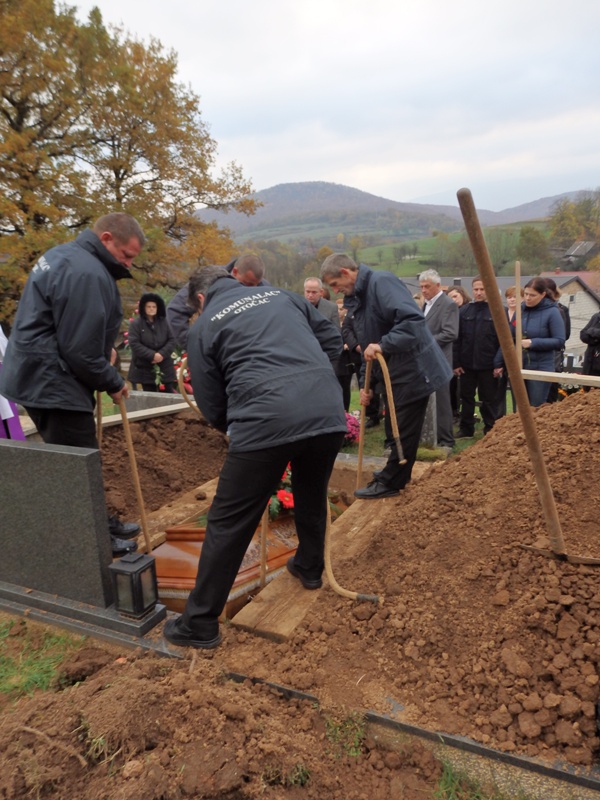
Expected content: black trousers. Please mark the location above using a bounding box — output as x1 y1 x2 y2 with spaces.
376 394 429 491
182 431 345 636
459 368 498 434
140 382 177 393
24 407 98 448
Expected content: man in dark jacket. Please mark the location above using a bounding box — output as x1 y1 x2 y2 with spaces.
454 277 503 437
166 254 267 349
0 213 145 554
419 269 459 450
321 254 452 499
164 266 346 650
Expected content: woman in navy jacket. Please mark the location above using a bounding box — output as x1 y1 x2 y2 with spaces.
521 278 565 407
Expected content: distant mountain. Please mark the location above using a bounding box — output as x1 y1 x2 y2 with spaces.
199 181 584 246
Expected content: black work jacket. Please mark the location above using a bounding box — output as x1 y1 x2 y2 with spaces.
187 277 346 452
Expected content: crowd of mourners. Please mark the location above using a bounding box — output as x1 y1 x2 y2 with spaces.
0 212 599 650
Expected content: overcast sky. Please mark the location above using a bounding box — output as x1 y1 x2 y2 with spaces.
74 0 600 211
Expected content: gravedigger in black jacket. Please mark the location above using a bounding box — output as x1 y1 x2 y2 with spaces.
164 267 346 650
0 214 146 555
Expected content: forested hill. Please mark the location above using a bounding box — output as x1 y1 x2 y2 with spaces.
198 181 581 245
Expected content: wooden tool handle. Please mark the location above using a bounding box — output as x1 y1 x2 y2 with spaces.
356 360 373 491
457 188 566 556
119 397 152 555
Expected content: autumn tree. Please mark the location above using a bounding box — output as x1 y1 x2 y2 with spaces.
0 0 101 317
81 22 255 289
548 199 582 249
0 0 255 320
516 225 550 269
348 235 363 262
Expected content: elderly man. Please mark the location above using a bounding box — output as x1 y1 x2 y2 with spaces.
0 213 145 555
419 270 459 450
321 254 452 499
304 277 340 326
164 266 346 649
166 254 267 350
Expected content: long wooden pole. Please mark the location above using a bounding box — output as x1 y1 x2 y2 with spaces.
118 397 152 555
356 360 372 491
457 188 567 557
96 391 103 448
259 508 269 588
515 261 522 355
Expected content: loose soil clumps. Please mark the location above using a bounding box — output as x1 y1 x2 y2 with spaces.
227 390 600 767
0 637 441 800
101 411 228 519
3 392 600 797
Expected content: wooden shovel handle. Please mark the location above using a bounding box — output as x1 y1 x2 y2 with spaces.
356 360 373 491
119 397 152 555
457 188 566 556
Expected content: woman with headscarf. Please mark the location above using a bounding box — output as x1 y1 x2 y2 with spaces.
127 293 177 393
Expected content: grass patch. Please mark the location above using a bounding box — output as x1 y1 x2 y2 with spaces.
325 711 366 758
100 394 119 417
344 389 454 461
435 761 530 799
0 618 84 698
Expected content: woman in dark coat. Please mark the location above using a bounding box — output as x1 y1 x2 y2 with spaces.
543 277 571 403
521 278 566 407
127 293 177 392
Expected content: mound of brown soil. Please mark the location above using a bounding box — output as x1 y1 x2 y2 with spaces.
3 393 600 798
0 635 441 800
101 411 228 519
97 393 600 768
227 390 600 767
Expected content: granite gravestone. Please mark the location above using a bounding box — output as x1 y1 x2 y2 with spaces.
419 393 438 448
0 439 113 606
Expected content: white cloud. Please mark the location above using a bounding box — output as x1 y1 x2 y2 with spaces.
74 0 600 210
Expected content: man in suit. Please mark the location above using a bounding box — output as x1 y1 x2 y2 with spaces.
419 270 459 450
305 276 354 408
304 277 340 326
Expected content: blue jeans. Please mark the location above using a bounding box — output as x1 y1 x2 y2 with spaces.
525 378 550 407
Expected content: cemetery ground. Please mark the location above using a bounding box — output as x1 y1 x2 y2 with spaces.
2 391 600 798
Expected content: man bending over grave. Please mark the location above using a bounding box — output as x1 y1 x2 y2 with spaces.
321 254 452 499
0 213 145 556
166 254 268 350
163 266 346 650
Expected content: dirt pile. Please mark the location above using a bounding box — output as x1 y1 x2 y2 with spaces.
0 630 441 800
101 411 228 519
102 394 600 767
226 390 600 767
3 393 600 798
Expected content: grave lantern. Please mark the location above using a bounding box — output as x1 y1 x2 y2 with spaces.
108 553 159 618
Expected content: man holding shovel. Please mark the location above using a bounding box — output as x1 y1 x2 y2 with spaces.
0 212 145 555
321 254 452 499
164 266 346 650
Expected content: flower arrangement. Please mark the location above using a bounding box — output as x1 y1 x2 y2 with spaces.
122 303 139 349
152 363 166 391
558 383 585 400
268 464 294 520
173 349 192 394
344 411 361 445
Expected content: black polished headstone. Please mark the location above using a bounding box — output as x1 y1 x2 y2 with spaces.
0 439 113 606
